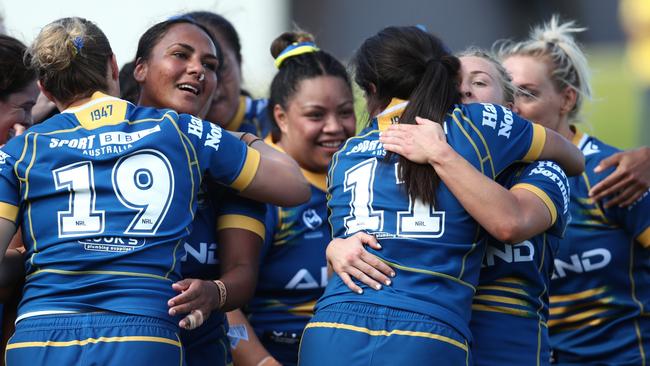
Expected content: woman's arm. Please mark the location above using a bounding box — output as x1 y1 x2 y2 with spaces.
226 309 282 366
233 132 311 207
539 127 585 176
589 147 650 208
380 117 554 243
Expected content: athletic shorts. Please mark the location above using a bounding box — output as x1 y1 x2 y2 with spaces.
6 313 183 366
298 302 469 366
180 312 231 366
471 311 549 366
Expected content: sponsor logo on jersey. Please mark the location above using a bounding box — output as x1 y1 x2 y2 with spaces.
582 141 600 156
285 266 328 289
346 139 385 156
78 236 145 252
483 241 535 267
99 125 161 146
187 116 203 138
205 124 223 151
182 242 218 264
0 150 9 165
302 209 323 230
480 104 514 139
529 161 570 213
552 248 611 279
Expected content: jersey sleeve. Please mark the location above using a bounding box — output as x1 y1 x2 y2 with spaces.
215 191 267 241
510 161 571 237
458 103 546 177
182 115 260 191
0 139 26 223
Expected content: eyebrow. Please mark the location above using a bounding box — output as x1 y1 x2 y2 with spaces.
469 70 494 79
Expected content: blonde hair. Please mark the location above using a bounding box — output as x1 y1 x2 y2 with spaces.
28 17 113 105
457 46 516 105
495 15 592 122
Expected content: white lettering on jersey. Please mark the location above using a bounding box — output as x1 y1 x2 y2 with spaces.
346 139 385 156
529 161 570 214
100 125 161 146
187 116 203 138
498 106 514 138
0 150 9 165
285 266 328 290
481 103 498 129
552 248 611 279
182 242 218 264
50 136 96 150
483 241 535 267
78 236 145 252
204 124 223 151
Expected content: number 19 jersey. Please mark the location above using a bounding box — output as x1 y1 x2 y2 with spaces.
319 99 547 341
0 92 260 324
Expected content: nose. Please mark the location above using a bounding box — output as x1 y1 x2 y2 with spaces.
187 57 205 81
459 86 472 103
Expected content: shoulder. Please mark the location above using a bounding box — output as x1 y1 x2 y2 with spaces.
575 132 622 183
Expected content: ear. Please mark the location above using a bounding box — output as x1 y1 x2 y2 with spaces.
559 86 577 116
37 80 56 104
133 57 148 83
273 104 290 134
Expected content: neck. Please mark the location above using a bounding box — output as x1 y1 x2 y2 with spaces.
556 119 575 141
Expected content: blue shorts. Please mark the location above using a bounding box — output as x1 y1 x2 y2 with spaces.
470 310 549 366
6 313 183 366
298 302 469 366
180 312 231 366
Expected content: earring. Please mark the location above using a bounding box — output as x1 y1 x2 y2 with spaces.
198 73 205 82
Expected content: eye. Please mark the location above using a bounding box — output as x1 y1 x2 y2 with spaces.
472 80 487 87
306 112 324 120
202 61 218 72
338 108 354 118
172 51 188 59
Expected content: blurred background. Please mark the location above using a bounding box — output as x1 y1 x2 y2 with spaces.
1 0 646 148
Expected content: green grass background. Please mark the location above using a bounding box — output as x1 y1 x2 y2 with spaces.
354 44 645 149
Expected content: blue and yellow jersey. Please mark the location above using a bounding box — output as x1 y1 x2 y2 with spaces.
549 129 650 364
0 91 259 325
225 96 272 138
319 99 547 341
245 139 330 335
470 161 570 365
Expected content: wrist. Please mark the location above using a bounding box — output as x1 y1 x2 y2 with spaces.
212 279 227 310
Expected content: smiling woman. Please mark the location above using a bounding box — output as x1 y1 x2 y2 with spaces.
0 35 38 145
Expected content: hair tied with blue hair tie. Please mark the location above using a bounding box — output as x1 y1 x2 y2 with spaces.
274 42 320 69
70 36 84 57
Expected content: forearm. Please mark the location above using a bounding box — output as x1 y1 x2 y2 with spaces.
217 263 257 312
217 228 261 311
429 149 524 242
227 309 276 366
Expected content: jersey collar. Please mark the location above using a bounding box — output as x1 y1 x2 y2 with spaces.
375 98 408 132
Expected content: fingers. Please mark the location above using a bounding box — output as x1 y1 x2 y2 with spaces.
355 258 392 287
589 172 625 201
339 272 363 294
354 232 381 250
361 251 395 279
594 152 621 173
415 116 436 125
603 182 644 209
346 266 383 291
179 309 205 330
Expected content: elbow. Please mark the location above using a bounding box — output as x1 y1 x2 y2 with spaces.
490 218 526 244
566 156 585 177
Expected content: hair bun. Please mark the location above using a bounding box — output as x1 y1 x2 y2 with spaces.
270 31 315 59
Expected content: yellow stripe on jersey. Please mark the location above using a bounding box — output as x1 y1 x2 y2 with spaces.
550 286 607 303
0 202 18 222
494 277 528 286
638 227 650 248
547 307 611 327
69 92 129 130
230 147 261 192
522 123 546 162
217 214 265 240
26 268 173 282
225 96 247 132
458 110 495 177
512 183 558 225
477 285 527 296
287 300 317 317
6 335 181 350
451 113 486 175
473 294 532 307
302 169 327 193
380 257 475 291
305 321 468 351
471 304 535 318
550 296 614 316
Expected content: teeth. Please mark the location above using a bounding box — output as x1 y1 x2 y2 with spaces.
178 84 199 95
321 141 342 148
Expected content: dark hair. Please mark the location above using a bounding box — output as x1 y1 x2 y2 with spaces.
28 17 112 105
118 61 138 104
268 31 351 141
355 26 461 206
134 16 222 72
184 11 242 66
0 35 36 101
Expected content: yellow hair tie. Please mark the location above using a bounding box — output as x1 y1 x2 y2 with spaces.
274 42 320 69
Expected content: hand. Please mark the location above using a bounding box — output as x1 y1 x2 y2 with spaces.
326 232 395 294
590 147 650 208
168 278 220 330
379 116 450 165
